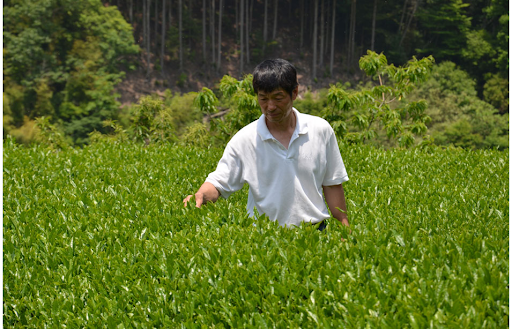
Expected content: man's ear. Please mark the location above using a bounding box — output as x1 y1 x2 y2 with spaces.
292 86 299 101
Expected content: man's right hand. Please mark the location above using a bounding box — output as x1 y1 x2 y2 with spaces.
183 193 204 208
183 182 221 208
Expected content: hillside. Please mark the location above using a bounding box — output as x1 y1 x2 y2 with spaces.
114 25 361 107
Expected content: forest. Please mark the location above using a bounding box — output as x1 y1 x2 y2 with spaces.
3 0 509 148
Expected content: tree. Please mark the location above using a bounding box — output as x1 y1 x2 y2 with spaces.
312 0 319 79
347 0 357 68
154 0 159 52
371 0 377 50
416 0 471 61
399 0 419 47
325 51 435 147
217 0 223 70
319 0 325 66
161 0 167 72
272 0 278 40
3 0 139 144
203 0 206 61
179 0 183 70
245 0 250 64
330 0 336 75
195 74 260 142
300 0 304 51
240 0 245 75
263 0 268 54
146 0 152 80
211 0 216 65
129 0 133 23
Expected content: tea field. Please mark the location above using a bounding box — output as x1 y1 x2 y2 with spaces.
3 141 509 327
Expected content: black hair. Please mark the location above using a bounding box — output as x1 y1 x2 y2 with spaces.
252 59 298 97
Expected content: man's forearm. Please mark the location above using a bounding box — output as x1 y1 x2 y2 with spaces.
323 184 349 227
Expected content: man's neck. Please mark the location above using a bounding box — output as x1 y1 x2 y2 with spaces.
266 110 296 134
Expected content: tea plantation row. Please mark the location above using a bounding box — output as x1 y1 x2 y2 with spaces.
4 141 509 327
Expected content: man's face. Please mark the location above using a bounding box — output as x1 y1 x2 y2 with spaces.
257 87 298 124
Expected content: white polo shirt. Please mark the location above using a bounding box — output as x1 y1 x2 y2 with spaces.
206 108 349 227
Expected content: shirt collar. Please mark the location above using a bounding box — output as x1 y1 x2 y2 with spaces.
257 108 309 141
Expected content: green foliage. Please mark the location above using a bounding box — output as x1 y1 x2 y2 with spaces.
34 116 71 150
88 120 129 145
180 122 212 148
416 0 471 61
194 87 219 116
293 89 330 116
462 30 496 67
6 115 71 148
160 90 202 135
7 116 39 145
3 0 139 145
108 90 201 144
482 0 509 72
176 72 188 88
211 74 261 143
326 51 435 148
4 143 508 326
483 74 509 114
128 96 176 144
407 61 509 149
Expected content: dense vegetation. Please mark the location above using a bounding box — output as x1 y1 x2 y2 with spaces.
4 139 508 326
3 0 508 148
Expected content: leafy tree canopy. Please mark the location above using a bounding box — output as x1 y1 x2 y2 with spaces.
4 0 139 144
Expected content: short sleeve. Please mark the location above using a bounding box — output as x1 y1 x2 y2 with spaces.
322 129 349 186
205 143 245 199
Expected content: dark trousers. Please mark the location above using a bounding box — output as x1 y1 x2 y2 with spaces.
317 220 327 231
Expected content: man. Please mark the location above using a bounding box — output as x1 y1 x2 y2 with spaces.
183 59 349 230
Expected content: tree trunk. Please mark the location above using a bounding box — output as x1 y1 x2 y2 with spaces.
129 0 133 23
211 0 215 65
330 0 336 76
399 0 418 47
371 0 377 50
179 0 183 70
147 0 152 80
235 0 239 36
240 0 244 75
398 0 408 33
188 0 193 50
143 0 147 56
154 0 158 53
161 0 166 72
272 0 278 40
348 0 356 68
309 0 314 44
217 0 223 70
170 0 173 25
312 0 318 79
263 0 268 54
320 0 325 66
245 0 250 63
203 0 206 61
249 0 254 33
300 0 304 50
143 0 147 48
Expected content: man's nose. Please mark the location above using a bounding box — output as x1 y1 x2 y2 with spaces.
267 100 277 110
